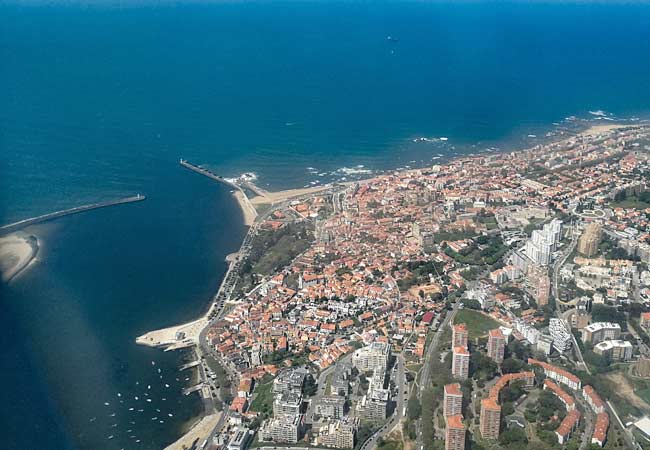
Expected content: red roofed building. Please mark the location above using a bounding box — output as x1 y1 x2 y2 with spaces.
422 311 435 325
230 396 248 414
452 346 470 379
487 328 506 364
583 385 605 414
556 409 581 444
444 383 463 417
479 398 501 439
445 414 466 450
642 312 650 329
592 412 609 447
528 358 581 390
543 380 575 411
452 323 468 348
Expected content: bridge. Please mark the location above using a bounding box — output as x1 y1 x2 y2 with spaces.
0 195 146 235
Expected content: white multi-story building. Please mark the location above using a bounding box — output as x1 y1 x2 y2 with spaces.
356 373 389 421
313 417 358 449
549 318 573 353
514 319 540 345
315 396 345 419
259 415 303 444
524 219 563 266
594 340 633 361
273 392 302 418
352 342 390 374
227 428 251 450
581 322 621 345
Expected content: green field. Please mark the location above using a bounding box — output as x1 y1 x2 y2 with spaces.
249 382 274 415
453 309 501 339
635 388 650 406
609 198 650 210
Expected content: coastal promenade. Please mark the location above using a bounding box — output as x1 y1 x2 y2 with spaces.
0 194 146 235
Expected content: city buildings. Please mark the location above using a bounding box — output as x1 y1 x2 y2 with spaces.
549 318 573 353
526 264 551 307
352 342 390 374
315 396 346 419
487 328 506 364
356 373 389 421
452 323 469 348
452 346 470 379
479 398 501 439
443 383 463 417
259 415 303 444
445 414 466 450
528 359 581 390
556 409 581 445
578 222 603 257
594 339 633 361
312 417 358 449
581 322 622 345
227 428 251 450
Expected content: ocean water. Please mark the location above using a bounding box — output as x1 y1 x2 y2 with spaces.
1 1 650 449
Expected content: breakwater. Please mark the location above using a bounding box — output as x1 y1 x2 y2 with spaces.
0 195 146 235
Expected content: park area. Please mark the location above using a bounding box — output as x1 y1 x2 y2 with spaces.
453 309 501 339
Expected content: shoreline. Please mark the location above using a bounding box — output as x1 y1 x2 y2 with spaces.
0 233 39 283
141 118 645 448
232 190 257 227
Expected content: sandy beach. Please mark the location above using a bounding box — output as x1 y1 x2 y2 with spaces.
163 413 221 450
0 233 38 282
232 190 257 226
579 122 632 137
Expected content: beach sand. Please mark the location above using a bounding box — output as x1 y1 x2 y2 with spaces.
136 317 207 348
232 190 257 226
579 122 631 137
0 233 38 282
163 413 221 450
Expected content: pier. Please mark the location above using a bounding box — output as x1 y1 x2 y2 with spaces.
0 195 146 235
179 159 240 191
183 383 204 396
179 159 259 225
179 360 201 371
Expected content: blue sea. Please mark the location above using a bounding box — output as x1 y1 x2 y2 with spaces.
1 1 649 449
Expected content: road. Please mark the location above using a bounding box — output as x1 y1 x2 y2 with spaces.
359 354 408 450
414 302 461 450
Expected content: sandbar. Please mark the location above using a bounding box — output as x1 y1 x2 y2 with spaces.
0 233 38 282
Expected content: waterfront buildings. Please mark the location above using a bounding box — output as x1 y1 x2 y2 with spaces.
227 428 251 450
451 346 470 379
259 415 303 444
